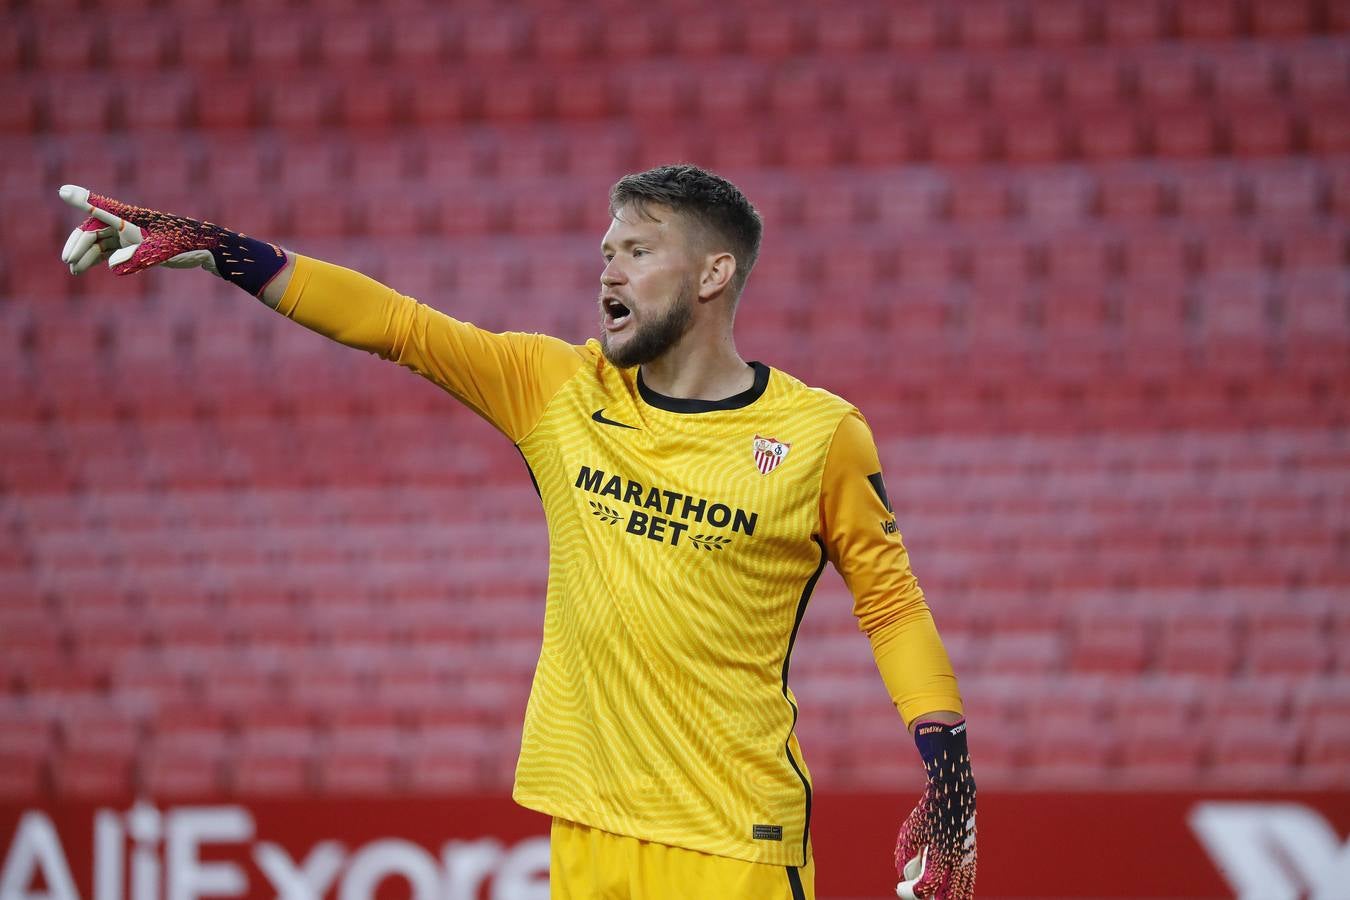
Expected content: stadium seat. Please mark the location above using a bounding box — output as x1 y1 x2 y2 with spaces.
202 669 283 711
816 7 880 54
33 21 104 72
1151 107 1220 158
314 752 398 795
51 752 135 798
317 17 382 69
1304 718 1350 784
1023 171 1095 221
982 631 1064 675
229 753 310 796
106 18 174 71
177 17 238 70
883 0 949 50
954 0 1025 49
1210 720 1299 783
1028 0 1095 46
1249 165 1324 221
1135 49 1203 107
947 177 1012 223
388 15 447 66
1156 615 1239 677
1177 0 1242 39
45 78 119 134
927 114 997 164
1201 229 1272 277
194 83 256 130
244 18 312 71
404 749 484 792
1200 679 1291 726
460 11 531 63
0 23 24 76
1226 104 1299 157
142 749 228 798
1247 631 1333 676
1120 231 1194 282
340 81 402 132
61 717 143 761
1101 0 1168 44
914 60 975 110
1285 42 1349 103
1119 718 1207 784
1206 45 1281 104
1305 102 1350 154
1068 617 1150 674
1250 0 1315 36
1025 721 1116 782
534 12 600 62
1175 165 1244 220
554 71 615 120
0 717 56 758
1074 107 1145 160
0 84 40 134
481 73 549 122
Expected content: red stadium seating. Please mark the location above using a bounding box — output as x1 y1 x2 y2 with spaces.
3 0 1347 799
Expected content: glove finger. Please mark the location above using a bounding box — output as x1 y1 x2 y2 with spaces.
60 185 149 240
161 249 214 270
74 239 107 274
903 849 926 882
62 227 99 264
115 218 144 248
58 184 92 212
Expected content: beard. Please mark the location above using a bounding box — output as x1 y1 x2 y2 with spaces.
600 279 697 369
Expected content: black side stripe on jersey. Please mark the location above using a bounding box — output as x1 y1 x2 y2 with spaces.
781 536 828 865
516 447 542 499
786 866 807 900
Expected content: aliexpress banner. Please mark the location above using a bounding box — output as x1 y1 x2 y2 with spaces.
2 792 1348 899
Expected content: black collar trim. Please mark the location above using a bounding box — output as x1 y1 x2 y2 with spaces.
637 362 770 413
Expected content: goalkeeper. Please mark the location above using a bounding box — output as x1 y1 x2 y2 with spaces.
58 168 975 900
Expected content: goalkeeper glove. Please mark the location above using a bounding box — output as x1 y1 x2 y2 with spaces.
58 184 288 298
896 718 977 900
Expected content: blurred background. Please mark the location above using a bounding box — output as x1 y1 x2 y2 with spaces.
1 0 1347 897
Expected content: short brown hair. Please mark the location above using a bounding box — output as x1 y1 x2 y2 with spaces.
609 164 763 295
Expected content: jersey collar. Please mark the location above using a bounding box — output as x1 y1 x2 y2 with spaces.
637 362 770 414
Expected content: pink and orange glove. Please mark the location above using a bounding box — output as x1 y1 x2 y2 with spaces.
896 719 977 899
58 184 287 297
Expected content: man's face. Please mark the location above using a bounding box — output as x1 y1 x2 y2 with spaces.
598 204 700 369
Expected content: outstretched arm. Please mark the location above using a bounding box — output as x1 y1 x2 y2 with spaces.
57 185 586 442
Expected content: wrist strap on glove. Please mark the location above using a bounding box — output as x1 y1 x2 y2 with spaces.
896 718 977 899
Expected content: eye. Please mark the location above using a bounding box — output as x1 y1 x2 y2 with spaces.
632 248 648 258
602 253 614 263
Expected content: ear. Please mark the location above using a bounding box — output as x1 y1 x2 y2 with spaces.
698 251 737 301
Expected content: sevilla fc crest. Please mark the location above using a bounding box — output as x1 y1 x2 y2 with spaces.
753 435 791 475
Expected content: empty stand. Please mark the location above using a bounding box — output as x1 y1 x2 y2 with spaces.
1 0 1347 797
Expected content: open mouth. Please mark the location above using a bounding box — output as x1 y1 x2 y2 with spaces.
602 296 632 330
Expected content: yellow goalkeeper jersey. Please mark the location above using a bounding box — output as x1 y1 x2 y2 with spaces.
275 256 963 867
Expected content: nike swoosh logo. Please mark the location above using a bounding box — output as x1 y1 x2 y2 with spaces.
591 408 639 430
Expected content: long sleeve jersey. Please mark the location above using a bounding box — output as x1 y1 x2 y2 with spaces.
273 255 963 866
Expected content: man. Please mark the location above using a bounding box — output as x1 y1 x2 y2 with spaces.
58 165 976 899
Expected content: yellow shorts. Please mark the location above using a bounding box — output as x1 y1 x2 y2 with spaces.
548 818 815 899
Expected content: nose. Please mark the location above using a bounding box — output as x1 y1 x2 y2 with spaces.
601 257 625 287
